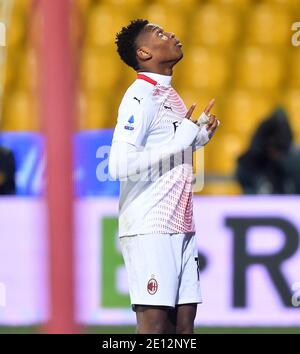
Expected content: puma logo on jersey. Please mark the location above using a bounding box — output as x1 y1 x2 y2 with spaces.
164 105 172 111
133 97 143 104
172 121 179 133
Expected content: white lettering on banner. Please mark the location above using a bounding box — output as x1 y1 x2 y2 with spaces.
0 283 6 307
291 282 300 307
0 22 5 46
0 198 47 325
291 22 300 47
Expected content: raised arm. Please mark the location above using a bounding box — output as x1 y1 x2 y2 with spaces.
109 104 199 179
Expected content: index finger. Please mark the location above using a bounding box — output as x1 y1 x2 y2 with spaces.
185 103 196 120
204 98 215 114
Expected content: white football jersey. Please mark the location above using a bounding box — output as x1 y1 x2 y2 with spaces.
111 72 197 237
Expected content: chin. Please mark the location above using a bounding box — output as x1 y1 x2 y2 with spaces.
176 46 183 58
175 51 184 63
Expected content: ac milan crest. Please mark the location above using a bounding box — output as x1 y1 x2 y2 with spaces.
147 277 158 295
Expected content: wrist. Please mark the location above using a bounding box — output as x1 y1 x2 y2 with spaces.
197 112 210 129
174 119 200 149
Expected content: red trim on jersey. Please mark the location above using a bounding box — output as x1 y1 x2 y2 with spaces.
137 74 157 86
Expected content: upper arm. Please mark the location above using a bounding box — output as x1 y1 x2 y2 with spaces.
112 95 153 148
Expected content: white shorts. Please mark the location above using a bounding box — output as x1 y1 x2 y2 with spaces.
119 233 202 309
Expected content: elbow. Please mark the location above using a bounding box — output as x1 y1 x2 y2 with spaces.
108 156 127 180
108 159 119 180
108 144 119 180
109 142 129 180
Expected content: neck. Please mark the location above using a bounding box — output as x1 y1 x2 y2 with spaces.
137 62 175 76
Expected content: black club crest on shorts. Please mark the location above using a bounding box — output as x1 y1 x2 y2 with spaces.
147 276 158 295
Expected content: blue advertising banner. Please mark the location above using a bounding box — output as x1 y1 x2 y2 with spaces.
0 132 45 196
74 129 119 197
0 130 119 197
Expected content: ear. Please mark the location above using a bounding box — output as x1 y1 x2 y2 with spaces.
136 47 152 61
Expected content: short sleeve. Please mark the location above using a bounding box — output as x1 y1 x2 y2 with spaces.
112 98 152 148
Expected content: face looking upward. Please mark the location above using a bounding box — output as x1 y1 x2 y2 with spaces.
135 23 183 71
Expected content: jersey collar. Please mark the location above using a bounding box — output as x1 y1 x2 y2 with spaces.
137 72 172 87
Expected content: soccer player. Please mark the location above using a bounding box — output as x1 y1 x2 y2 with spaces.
109 19 219 334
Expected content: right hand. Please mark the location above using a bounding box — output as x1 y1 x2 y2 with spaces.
204 98 215 116
174 103 201 149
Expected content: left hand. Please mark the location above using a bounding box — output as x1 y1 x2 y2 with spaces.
206 113 220 138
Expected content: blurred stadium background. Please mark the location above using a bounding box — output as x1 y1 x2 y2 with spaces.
0 0 300 334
